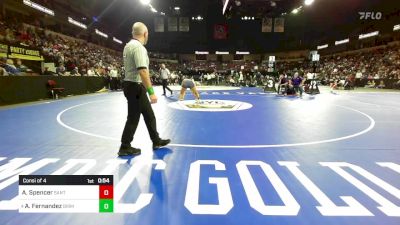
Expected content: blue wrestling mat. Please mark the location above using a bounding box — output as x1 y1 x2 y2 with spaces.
0 87 399 225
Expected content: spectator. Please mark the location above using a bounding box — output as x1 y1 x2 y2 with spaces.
238 71 244 86
70 67 81 76
292 72 304 97
377 80 386 89
0 57 7 73
330 79 339 91
109 66 119 91
56 64 66 76
0 59 8 76
229 76 236 86
87 67 96 76
15 59 28 72
277 74 288 94
42 67 55 76
3 58 21 75
365 80 376 88
5 28 15 43
393 80 400 89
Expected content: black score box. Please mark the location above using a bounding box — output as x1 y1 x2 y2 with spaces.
18 175 114 213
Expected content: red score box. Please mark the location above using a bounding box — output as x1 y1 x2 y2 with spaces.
99 185 113 199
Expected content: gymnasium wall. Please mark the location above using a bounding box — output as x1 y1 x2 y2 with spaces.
0 76 105 105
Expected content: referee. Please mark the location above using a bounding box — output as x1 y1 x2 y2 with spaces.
160 64 173 96
119 22 170 156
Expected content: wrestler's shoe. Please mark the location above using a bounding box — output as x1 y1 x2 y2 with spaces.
153 139 171 150
118 146 141 156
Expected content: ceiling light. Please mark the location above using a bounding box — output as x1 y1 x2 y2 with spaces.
23 0 54 16
174 6 180 10
358 31 379 40
317 44 328 50
140 0 151 5
195 51 209 55
113 37 123 44
305 0 314 6
292 8 299 14
68 17 87 29
95 29 108 38
335 38 349 45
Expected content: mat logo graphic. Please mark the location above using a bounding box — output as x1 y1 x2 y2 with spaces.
0 157 399 216
187 100 235 109
169 99 253 111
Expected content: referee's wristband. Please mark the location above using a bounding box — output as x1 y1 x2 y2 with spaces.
147 87 155 95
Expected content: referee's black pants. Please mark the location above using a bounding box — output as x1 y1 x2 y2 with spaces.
121 82 160 147
162 79 172 95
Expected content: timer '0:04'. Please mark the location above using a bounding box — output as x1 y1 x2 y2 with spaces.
98 178 110 184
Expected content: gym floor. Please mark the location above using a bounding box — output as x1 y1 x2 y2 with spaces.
0 86 399 225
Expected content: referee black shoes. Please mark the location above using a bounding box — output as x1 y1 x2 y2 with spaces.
153 139 171 150
118 146 141 156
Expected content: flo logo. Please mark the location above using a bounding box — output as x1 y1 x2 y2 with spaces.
168 99 253 112
359 12 382 20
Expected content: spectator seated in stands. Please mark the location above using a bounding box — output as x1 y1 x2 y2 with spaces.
393 80 400 89
330 79 339 91
70 67 81 76
364 80 376 88
0 65 7 76
343 75 355 90
4 28 16 43
377 80 386 89
87 67 96 76
229 76 236 86
0 58 7 75
286 79 296 95
56 64 66 76
249 78 257 87
15 59 29 72
277 74 288 95
42 67 55 76
2 58 21 75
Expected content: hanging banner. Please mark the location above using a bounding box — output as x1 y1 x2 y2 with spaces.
154 17 164 32
274 18 285 33
262 18 272 33
214 24 228 40
179 17 190 32
168 17 178 32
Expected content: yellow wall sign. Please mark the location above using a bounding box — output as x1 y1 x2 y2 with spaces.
0 43 44 61
0 44 7 58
